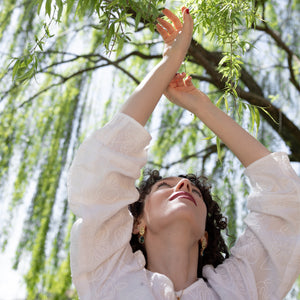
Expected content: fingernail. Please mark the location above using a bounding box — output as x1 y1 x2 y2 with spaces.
186 8 190 14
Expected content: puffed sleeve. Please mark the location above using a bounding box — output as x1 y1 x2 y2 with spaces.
203 152 300 300
68 113 151 298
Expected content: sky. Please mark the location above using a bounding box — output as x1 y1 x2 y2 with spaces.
1 1 300 299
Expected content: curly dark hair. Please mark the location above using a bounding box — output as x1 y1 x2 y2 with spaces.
128 169 229 279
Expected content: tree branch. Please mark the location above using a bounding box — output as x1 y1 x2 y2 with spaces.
3 50 157 106
253 24 300 92
148 144 222 170
188 39 300 162
16 55 141 108
254 24 299 60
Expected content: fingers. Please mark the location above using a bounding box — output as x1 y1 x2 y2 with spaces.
162 8 182 30
157 17 176 34
185 76 193 87
176 73 185 87
182 7 193 33
168 73 187 87
156 23 169 41
181 7 187 14
168 73 194 90
157 7 193 42
156 8 181 41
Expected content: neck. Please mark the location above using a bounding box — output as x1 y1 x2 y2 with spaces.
145 223 199 291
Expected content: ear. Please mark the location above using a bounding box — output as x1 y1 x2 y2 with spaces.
132 218 146 234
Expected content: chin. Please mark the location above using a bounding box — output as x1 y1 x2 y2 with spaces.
167 207 201 225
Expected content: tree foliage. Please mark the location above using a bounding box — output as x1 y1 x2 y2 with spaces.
0 0 299 298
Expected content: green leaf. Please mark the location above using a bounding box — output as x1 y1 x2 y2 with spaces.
248 104 255 133
37 41 44 51
104 24 115 51
238 101 243 117
216 95 223 108
259 107 279 125
254 106 260 137
56 0 63 22
202 135 214 140
135 11 141 31
216 136 222 162
67 0 76 15
44 23 51 37
46 0 52 17
224 96 229 112
116 37 124 57
219 54 229 66
12 59 21 81
37 0 44 15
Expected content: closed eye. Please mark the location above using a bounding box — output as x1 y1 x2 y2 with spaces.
157 182 171 189
192 189 202 198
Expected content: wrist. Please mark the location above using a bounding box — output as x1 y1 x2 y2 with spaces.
162 48 186 65
158 56 184 79
192 91 212 116
161 55 184 66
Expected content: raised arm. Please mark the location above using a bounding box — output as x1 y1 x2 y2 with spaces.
164 73 270 167
120 7 193 126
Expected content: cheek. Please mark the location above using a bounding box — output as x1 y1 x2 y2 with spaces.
143 192 169 224
192 200 207 230
200 204 208 230
199 202 207 221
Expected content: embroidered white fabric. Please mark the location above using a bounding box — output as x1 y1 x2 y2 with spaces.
68 112 300 300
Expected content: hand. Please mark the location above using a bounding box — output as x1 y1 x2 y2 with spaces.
156 7 193 59
165 73 271 167
164 73 210 114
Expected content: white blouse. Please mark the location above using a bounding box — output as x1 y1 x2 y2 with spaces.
68 113 300 300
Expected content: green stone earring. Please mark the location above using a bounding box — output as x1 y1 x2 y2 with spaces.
138 226 145 244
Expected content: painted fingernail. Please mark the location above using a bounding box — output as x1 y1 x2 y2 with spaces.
186 8 190 14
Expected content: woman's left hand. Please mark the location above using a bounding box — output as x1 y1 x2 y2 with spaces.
156 7 193 60
164 72 210 114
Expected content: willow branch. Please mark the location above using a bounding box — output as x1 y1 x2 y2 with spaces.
17 56 141 108
2 49 156 104
254 25 299 60
148 144 223 170
254 24 300 92
188 39 300 162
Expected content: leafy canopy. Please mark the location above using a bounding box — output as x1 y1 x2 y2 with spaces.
0 0 299 298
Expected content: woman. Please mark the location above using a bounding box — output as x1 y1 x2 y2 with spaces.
68 7 300 300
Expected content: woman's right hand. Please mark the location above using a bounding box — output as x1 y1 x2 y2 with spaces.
156 7 193 61
120 7 193 126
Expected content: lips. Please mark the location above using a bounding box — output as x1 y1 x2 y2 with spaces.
168 191 197 206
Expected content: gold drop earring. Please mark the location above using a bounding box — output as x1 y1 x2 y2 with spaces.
138 226 145 244
200 237 207 256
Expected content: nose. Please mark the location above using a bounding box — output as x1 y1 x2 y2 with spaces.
174 178 191 193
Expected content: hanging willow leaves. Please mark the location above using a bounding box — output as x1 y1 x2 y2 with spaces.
0 0 300 298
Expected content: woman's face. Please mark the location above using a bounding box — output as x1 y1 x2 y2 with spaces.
141 177 207 240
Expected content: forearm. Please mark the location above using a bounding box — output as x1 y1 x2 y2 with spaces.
194 98 270 167
120 56 182 126
120 7 193 126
